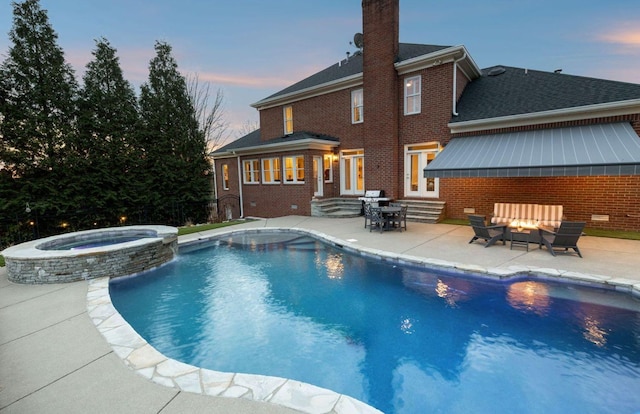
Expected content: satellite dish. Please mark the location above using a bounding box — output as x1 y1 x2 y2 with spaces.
353 32 363 49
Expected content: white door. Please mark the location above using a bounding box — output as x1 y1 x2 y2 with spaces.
340 150 365 195
313 156 323 197
405 143 440 198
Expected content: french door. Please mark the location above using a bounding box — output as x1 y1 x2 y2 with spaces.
340 150 364 195
312 156 323 197
404 143 440 198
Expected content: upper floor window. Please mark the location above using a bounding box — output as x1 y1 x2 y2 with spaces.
283 155 304 183
283 105 293 135
351 89 363 124
242 159 260 184
404 75 421 115
222 164 229 190
261 157 281 184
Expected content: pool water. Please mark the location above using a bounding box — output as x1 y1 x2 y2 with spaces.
109 233 640 414
44 235 151 250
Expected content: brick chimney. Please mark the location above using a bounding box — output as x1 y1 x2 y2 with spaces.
362 0 400 198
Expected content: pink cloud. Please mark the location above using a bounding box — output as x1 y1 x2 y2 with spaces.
190 72 292 89
182 62 327 90
190 72 289 88
116 48 156 83
63 45 153 86
598 66 640 84
597 23 640 48
62 48 91 76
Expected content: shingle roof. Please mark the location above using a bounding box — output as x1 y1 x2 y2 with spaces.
261 43 452 101
230 50 640 155
214 129 262 153
452 65 640 123
212 130 339 154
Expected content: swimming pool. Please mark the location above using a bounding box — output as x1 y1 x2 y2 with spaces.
109 231 640 414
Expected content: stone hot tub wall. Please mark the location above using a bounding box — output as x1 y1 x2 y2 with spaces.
2 226 178 284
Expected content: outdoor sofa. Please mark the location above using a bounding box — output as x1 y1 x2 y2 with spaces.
491 203 563 229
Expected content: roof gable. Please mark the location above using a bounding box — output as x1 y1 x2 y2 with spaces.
253 43 452 106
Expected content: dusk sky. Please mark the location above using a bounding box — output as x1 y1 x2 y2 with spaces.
1 0 639 142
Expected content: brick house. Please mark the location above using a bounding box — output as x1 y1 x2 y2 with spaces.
212 0 640 231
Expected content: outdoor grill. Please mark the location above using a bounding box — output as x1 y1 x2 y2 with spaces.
358 190 392 214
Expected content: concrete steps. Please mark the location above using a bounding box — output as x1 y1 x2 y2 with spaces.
311 198 446 223
394 199 446 224
311 198 362 218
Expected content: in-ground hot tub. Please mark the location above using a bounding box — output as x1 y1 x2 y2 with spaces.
2 225 178 284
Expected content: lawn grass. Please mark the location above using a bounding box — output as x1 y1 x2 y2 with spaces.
440 218 469 226
583 228 640 240
177 220 246 236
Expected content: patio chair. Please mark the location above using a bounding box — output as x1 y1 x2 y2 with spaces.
364 202 373 229
389 204 408 231
468 215 506 247
369 207 387 233
539 221 586 258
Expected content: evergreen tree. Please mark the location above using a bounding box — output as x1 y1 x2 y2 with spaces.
0 0 78 231
138 41 211 224
75 38 140 226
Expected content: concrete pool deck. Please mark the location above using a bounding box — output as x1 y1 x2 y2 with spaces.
2 215 640 413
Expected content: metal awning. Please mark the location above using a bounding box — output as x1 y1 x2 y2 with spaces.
424 123 640 178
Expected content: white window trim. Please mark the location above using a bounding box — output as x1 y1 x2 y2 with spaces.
351 89 363 124
404 75 421 115
340 149 365 196
323 154 333 183
222 164 229 190
404 142 441 198
283 105 293 135
261 157 281 184
242 159 260 184
283 155 305 184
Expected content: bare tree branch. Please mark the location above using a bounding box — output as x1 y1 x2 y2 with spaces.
186 73 230 152
235 119 259 138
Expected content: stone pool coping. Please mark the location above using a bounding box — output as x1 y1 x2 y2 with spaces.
87 278 380 414
87 226 640 414
2 225 177 259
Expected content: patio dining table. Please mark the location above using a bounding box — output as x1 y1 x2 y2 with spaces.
380 206 402 231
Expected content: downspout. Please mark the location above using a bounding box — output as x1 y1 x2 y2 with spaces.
452 51 466 116
236 154 244 218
